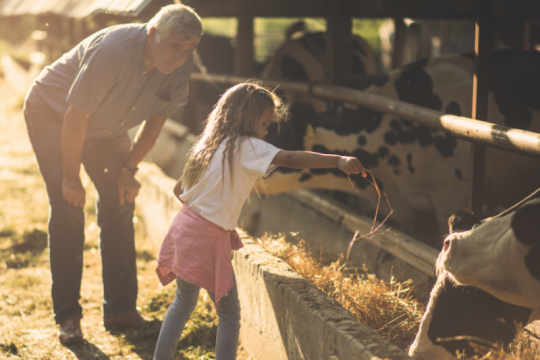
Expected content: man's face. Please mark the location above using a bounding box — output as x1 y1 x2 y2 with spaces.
147 28 198 74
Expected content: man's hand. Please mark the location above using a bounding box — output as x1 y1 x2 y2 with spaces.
118 169 141 206
62 177 86 208
337 156 367 177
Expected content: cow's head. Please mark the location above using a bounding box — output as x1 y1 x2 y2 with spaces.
441 198 540 309
409 208 533 360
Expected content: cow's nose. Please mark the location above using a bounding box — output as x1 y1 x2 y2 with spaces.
443 239 450 251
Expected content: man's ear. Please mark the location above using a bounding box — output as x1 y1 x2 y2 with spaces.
148 27 158 37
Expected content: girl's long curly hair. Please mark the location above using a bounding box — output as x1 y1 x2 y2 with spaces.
181 81 286 192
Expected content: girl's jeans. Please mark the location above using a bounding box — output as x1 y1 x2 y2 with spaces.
154 275 241 360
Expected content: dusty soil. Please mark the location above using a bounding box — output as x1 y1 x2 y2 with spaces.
0 79 250 360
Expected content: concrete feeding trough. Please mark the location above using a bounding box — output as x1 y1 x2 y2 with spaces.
137 162 414 360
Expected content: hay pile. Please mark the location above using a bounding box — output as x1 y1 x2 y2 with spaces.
260 234 424 351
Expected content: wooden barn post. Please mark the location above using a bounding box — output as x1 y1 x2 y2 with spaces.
470 0 493 217
392 17 406 69
235 16 254 77
325 0 352 84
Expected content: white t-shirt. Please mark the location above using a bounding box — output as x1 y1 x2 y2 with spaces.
179 137 282 230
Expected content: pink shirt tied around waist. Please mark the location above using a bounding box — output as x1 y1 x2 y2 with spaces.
156 204 244 311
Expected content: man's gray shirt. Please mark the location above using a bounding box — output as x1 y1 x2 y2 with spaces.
28 23 193 140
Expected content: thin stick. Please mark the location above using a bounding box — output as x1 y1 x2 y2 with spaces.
339 170 394 303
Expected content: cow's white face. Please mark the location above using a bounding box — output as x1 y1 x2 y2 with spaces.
441 199 540 309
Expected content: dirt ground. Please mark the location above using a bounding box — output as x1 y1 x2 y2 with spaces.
0 79 250 360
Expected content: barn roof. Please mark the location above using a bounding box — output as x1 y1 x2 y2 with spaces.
0 0 154 18
1 0 539 19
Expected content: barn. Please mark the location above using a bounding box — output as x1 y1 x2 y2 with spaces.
2 0 540 358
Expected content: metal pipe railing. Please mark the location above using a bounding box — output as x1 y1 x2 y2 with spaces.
190 72 540 159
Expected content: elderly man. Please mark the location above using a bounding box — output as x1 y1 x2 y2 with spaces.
23 4 202 344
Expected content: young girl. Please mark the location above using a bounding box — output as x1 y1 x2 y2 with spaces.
153 82 366 360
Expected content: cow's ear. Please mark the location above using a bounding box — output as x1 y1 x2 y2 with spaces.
511 199 540 247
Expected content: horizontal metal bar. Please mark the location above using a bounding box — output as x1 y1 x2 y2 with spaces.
189 72 540 159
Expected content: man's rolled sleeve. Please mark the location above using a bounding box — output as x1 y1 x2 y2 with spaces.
66 48 119 115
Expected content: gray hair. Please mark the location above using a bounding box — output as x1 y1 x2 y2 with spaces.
148 4 202 43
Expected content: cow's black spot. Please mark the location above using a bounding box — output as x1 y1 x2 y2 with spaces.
428 277 532 357
490 50 540 130
445 101 462 116
388 118 437 147
395 58 442 112
384 131 398 145
266 103 318 175
511 199 540 247
387 118 458 158
357 135 367 146
448 209 480 233
434 133 458 158
299 173 313 182
266 102 316 152
406 153 415 174
393 169 400 175
525 248 540 282
309 144 380 190
378 146 389 159
318 106 384 136
281 55 310 81
388 155 400 167
455 168 463 180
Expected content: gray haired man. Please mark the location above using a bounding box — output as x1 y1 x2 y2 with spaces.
23 4 202 344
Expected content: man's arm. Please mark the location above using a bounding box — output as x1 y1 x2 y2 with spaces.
118 114 168 205
61 105 90 208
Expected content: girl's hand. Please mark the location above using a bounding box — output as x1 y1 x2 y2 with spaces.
337 156 367 177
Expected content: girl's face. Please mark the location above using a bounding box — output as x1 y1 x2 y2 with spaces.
255 106 274 140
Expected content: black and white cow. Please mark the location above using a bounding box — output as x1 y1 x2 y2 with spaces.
262 49 540 241
261 29 377 112
409 192 540 359
442 188 540 310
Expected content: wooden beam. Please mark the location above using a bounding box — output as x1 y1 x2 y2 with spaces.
235 16 254 77
469 0 494 217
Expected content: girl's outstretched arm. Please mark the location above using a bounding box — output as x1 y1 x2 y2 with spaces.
271 150 367 177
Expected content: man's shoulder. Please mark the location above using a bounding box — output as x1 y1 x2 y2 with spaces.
90 23 146 59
